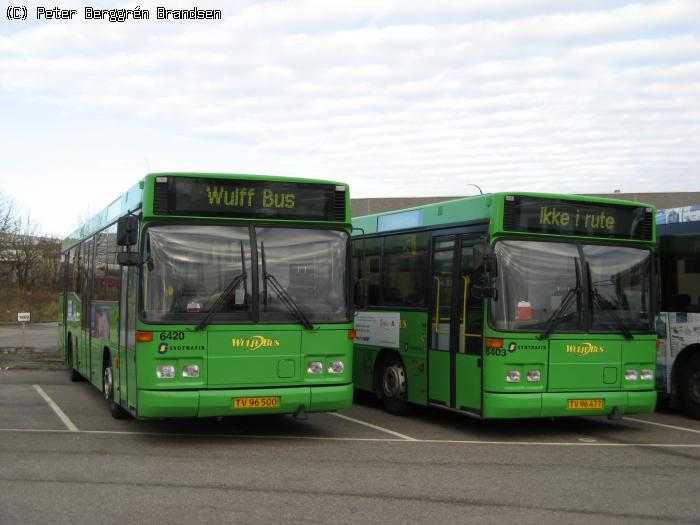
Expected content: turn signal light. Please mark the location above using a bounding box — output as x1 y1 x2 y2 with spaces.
486 338 503 349
136 331 153 342
348 329 356 340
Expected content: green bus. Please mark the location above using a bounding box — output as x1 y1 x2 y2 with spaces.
58 173 353 419
352 193 657 419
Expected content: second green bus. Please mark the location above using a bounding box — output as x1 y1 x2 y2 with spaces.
352 192 657 419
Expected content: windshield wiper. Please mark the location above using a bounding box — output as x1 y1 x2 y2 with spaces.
591 288 633 340
539 257 581 340
260 242 314 330
538 286 580 340
195 242 247 331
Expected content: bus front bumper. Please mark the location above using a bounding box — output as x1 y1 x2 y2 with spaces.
482 390 656 419
136 383 353 419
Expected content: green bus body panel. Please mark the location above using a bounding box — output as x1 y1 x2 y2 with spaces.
455 354 481 410
427 350 450 404
60 172 354 419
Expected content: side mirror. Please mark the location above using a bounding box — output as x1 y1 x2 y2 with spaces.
117 216 139 246
117 252 140 266
472 279 498 300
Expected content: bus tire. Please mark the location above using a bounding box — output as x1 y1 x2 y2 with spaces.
66 337 82 383
680 354 700 420
103 354 129 420
379 356 410 416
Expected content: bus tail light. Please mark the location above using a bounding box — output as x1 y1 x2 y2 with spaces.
486 338 503 349
136 331 153 342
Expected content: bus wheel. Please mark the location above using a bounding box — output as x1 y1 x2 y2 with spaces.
66 339 81 382
103 358 129 420
379 357 409 415
680 354 700 420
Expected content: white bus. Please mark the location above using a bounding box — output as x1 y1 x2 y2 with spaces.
656 205 700 419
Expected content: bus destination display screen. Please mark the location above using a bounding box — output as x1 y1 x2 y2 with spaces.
503 196 653 240
154 176 345 221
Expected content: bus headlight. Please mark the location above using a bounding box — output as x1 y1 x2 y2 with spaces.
328 361 345 374
625 369 638 381
506 371 520 383
307 361 323 375
156 365 175 379
182 364 200 378
641 369 653 381
526 370 541 382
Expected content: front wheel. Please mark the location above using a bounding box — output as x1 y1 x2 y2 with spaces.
378 357 410 415
103 358 130 419
680 354 700 420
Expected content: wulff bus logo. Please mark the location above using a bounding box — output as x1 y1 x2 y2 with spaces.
566 342 605 357
231 335 281 351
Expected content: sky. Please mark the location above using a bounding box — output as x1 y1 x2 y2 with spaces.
0 0 698 237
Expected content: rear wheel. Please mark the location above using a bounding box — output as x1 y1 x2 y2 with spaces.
103 356 129 419
680 354 700 420
378 356 410 415
66 338 82 382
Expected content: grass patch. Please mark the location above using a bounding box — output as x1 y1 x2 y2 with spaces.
0 288 59 323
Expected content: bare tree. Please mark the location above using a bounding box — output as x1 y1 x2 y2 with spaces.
0 192 17 248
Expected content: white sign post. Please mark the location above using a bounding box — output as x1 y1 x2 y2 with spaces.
17 312 30 352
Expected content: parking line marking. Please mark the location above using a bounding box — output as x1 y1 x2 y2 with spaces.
1 427 700 448
32 385 79 432
624 416 700 435
327 412 417 441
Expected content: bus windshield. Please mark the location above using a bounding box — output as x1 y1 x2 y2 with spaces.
142 224 349 324
490 240 653 334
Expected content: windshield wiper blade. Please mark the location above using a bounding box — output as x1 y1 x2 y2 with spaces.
265 272 314 330
259 241 314 330
539 257 581 340
591 288 633 340
195 242 248 332
539 286 579 340
194 272 246 331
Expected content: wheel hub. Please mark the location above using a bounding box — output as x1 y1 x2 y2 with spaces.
382 364 406 399
104 366 113 401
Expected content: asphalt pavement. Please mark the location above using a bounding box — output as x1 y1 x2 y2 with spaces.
1 367 699 524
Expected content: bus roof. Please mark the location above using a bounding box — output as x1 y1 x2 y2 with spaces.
352 191 655 238
63 172 349 250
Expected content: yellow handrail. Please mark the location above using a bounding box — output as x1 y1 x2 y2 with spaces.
433 275 451 334
462 274 480 338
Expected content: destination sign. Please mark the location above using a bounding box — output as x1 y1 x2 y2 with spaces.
503 196 652 240
153 176 345 221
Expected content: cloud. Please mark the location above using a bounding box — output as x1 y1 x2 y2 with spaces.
0 0 698 235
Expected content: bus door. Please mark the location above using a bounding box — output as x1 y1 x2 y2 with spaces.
428 233 484 413
118 265 138 412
